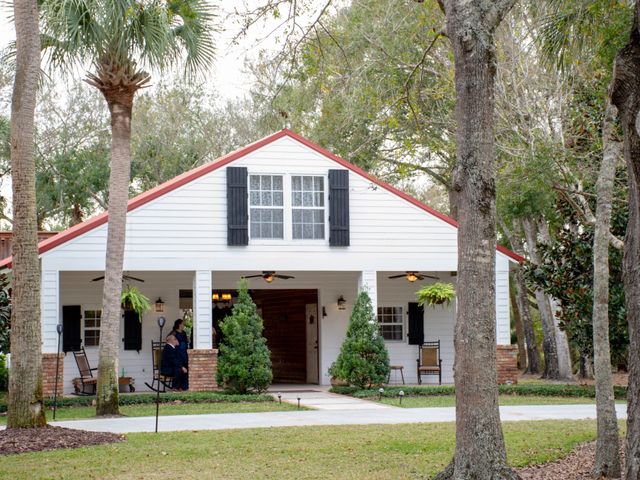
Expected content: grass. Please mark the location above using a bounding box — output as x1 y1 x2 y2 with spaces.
0 420 605 479
378 394 626 408
0 400 301 424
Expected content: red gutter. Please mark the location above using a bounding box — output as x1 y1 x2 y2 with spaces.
0 129 524 267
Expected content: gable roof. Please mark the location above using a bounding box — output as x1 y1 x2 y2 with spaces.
0 129 524 268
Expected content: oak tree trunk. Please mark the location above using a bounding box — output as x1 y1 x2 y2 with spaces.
434 1 518 478
7 0 47 429
95 89 135 416
510 281 526 369
522 218 560 379
610 5 640 477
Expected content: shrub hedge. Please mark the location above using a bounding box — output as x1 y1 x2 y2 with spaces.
0 391 275 413
330 383 628 400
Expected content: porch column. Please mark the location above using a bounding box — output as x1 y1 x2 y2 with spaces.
41 269 63 396
358 270 378 311
193 270 212 349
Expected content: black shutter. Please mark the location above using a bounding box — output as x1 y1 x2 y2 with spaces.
407 302 424 345
123 310 142 352
227 167 249 246
62 305 82 352
328 169 350 246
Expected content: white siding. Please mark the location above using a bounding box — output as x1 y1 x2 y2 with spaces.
41 268 59 353
193 271 212 349
496 255 511 345
40 136 494 272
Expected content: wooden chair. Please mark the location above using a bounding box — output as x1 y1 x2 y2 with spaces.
72 346 135 395
149 341 174 392
417 341 443 385
72 347 98 395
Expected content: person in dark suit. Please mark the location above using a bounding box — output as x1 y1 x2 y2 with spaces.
169 319 189 390
160 334 188 391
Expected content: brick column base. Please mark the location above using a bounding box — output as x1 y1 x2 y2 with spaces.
497 345 518 384
42 353 64 397
188 349 218 391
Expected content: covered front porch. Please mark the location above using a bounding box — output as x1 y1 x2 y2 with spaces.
42 269 463 395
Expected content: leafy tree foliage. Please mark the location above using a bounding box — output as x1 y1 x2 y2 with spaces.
329 290 389 388
525 197 628 370
216 280 272 394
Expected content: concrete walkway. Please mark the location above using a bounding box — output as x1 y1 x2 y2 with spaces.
50 403 627 434
268 385 392 410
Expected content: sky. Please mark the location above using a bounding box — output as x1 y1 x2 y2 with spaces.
0 1 330 102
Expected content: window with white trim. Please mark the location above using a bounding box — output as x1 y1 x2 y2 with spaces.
377 306 403 341
249 174 284 239
83 309 101 346
291 175 325 239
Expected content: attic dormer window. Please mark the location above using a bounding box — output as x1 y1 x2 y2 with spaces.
292 176 325 239
249 175 284 239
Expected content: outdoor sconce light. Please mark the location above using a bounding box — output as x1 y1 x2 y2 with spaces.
221 293 232 301
155 298 165 313
212 293 220 301
406 272 419 283
337 295 346 310
322 307 327 317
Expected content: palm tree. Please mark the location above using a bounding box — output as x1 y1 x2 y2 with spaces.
7 0 47 428
40 0 216 415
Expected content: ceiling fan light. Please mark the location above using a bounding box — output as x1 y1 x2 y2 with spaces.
406 273 418 282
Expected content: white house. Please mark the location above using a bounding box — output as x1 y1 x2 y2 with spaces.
0 129 522 394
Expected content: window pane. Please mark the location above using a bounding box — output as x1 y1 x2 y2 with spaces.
292 209 302 222
314 192 323 207
292 192 302 206
303 176 312 189
273 223 283 239
313 210 324 222
314 176 324 191
303 192 313 206
293 224 302 239
292 176 301 190
314 224 324 239
261 223 271 238
273 176 283 190
250 191 260 206
250 175 259 189
303 224 313 238
303 209 312 222
261 176 272 190
261 191 272 206
273 192 283 206
273 209 283 222
251 222 260 237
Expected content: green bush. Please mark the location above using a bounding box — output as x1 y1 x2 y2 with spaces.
328 290 390 388
330 383 628 400
0 354 7 391
216 280 273 393
0 391 274 413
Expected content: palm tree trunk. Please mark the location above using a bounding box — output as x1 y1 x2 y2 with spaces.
434 1 518 478
7 0 46 429
610 7 640 476
95 90 135 416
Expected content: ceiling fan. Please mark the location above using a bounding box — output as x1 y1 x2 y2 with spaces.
388 272 439 283
244 271 295 283
91 274 145 283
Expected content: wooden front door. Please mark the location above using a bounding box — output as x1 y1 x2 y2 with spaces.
251 289 318 383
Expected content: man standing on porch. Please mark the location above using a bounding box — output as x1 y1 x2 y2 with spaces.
161 335 188 391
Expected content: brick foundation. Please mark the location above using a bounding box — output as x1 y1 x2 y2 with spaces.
42 353 64 397
497 345 518 384
189 349 218 391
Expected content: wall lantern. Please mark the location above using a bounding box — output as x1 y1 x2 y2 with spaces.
212 293 220 301
221 293 232 301
337 295 347 310
155 298 165 313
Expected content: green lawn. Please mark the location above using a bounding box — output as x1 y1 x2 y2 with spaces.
377 394 627 408
0 420 603 479
0 401 301 424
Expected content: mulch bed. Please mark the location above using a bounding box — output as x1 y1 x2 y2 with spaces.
518 441 625 479
0 426 124 455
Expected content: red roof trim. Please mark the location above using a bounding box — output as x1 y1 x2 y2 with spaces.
0 128 524 267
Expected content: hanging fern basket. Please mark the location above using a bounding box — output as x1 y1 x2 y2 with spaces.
416 282 456 307
121 286 152 320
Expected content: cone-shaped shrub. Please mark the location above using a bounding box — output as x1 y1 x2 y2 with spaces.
329 290 390 388
216 280 272 393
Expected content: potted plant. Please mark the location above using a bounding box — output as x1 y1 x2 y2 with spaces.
416 282 455 307
121 285 152 319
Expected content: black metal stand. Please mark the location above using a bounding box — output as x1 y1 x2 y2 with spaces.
154 317 165 433
53 324 63 420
